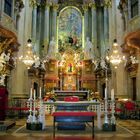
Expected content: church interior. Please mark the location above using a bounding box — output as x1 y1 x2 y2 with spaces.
0 0 140 140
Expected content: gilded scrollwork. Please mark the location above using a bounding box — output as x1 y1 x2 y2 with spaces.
29 0 39 8
53 4 59 10
0 37 14 54
103 0 112 8
82 4 89 11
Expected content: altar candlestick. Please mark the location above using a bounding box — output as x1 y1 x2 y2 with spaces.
34 89 36 100
30 88 32 99
39 87 42 99
105 88 107 99
111 89 114 100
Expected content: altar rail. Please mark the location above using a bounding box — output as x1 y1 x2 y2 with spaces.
45 102 105 114
6 99 140 120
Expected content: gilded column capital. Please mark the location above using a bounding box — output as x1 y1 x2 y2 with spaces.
89 3 96 9
53 4 59 11
29 0 38 8
82 5 88 12
104 0 112 8
45 4 51 9
45 1 52 8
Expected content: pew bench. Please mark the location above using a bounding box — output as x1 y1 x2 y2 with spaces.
52 111 96 138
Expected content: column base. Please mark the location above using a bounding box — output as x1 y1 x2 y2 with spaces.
26 123 42 130
102 123 116 131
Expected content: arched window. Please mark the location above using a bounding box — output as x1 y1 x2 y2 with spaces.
4 0 12 17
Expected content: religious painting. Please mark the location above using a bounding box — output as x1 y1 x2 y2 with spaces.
58 7 82 53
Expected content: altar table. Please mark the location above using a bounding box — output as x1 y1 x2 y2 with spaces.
44 101 102 129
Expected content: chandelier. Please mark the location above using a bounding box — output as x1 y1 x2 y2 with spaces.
19 39 36 69
107 39 125 68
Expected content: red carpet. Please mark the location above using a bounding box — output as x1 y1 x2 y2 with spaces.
54 136 93 140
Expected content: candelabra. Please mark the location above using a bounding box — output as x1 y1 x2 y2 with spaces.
38 88 45 129
94 57 110 127
32 90 37 123
27 88 33 123
110 89 116 127
27 87 45 130
100 59 110 128
104 74 109 125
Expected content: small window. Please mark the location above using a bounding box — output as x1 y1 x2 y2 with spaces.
4 0 12 17
130 0 138 18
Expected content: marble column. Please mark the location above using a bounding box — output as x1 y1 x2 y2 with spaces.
44 4 50 53
91 5 97 48
36 7 42 55
98 8 104 55
52 4 59 40
136 54 140 100
32 5 37 43
104 7 109 50
83 5 88 47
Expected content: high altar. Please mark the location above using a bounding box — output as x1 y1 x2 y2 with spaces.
44 6 97 94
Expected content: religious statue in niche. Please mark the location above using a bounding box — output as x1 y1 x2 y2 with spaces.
68 63 73 73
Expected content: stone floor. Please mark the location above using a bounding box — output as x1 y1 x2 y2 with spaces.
0 115 140 140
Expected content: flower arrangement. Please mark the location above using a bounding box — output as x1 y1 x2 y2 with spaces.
43 90 56 102
89 92 102 102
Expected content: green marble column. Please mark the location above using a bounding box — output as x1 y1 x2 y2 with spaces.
91 5 97 47
32 5 37 43
37 7 43 55
52 4 59 40
98 8 104 55
44 4 50 54
104 7 109 50
83 5 88 47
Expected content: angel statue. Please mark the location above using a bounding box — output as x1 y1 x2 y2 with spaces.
0 74 6 86
84 37 93 60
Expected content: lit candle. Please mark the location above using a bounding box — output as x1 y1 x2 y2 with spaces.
34 89 36 100
111 89 114 100
39 87 41 99
30 88 32 99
